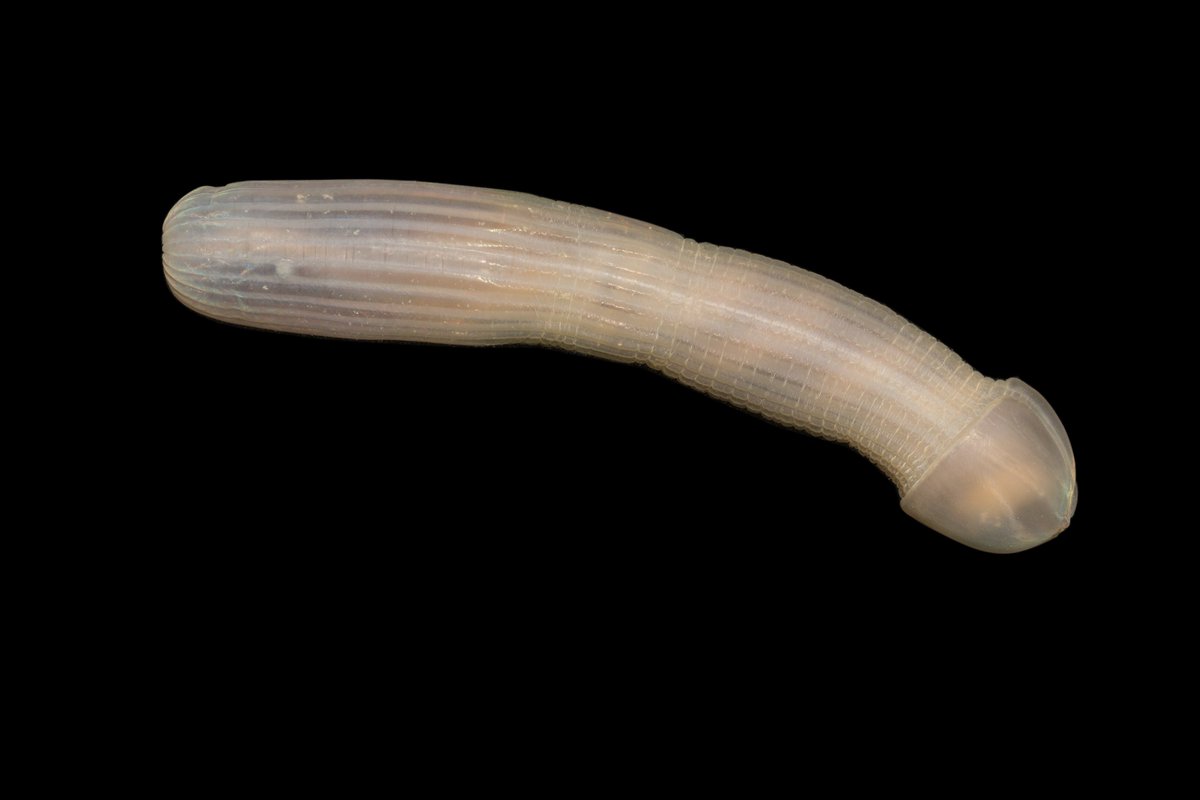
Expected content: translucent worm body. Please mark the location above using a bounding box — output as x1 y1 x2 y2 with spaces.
163 180 1077 552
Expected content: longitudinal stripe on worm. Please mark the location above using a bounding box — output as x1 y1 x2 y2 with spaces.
162 180 1076 552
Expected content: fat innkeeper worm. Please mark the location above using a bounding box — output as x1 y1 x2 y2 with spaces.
163 180 1077 553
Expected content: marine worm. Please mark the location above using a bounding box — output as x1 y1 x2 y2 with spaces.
162 180 1076 553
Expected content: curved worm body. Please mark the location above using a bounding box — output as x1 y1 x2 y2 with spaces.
163 180 1076 552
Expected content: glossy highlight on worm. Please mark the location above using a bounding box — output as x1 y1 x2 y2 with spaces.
163 180 1077 552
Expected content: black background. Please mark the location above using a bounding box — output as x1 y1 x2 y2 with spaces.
53 17 1179 781
120 40 1129 681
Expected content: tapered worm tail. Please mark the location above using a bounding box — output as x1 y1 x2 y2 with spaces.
163 180 1077 552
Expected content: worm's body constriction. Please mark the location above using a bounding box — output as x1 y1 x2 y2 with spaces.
163 180 1076 552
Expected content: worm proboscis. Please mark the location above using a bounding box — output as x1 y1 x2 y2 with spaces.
163 180 1077 553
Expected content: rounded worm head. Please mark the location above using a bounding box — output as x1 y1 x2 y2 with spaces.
900 379 1077 553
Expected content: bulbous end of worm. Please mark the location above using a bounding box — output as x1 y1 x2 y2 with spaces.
901 379 1077 553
